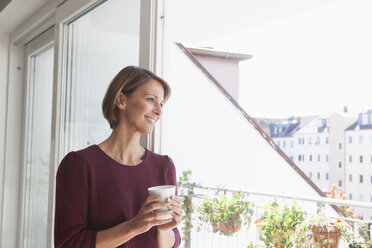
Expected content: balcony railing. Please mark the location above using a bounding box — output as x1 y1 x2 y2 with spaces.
179 183 372 248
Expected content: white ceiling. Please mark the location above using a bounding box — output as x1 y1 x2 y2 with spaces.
0 0 49 33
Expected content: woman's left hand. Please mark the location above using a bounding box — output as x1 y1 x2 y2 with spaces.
157 196 183 231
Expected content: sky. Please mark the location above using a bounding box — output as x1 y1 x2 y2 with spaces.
202 0 372 118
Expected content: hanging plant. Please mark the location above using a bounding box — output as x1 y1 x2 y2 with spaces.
197 190 254 236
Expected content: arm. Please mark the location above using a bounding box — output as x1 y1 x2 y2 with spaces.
157 156 183 248
54 152 96 247
96 196 173 248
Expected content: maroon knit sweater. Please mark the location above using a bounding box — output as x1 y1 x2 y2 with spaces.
54 145 181 248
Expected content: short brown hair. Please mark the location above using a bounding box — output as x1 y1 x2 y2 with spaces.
102 66 171 129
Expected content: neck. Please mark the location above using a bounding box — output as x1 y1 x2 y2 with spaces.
98 126 144 165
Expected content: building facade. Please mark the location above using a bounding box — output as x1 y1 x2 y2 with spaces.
267 110 372 220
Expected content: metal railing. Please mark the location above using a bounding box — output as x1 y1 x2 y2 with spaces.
180 185 372 248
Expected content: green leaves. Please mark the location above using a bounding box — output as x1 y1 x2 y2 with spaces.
256 201 304 247
197 191 254 236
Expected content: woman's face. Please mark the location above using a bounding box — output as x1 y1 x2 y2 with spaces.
119 79 165 134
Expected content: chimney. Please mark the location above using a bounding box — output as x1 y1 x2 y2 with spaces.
343 106 348 113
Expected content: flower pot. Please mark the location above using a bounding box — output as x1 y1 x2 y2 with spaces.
311 225 340 248
212 215 242 235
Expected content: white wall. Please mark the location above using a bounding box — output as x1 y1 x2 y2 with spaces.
0 31 10 244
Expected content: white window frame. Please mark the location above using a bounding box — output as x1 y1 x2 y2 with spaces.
18 27 55 248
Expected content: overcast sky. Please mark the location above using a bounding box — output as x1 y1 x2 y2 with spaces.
204 0 372 118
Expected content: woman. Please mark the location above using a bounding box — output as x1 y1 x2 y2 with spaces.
54 66 183 248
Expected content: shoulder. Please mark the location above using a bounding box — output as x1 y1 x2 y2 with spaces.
146 150 175 169
57 145 97 175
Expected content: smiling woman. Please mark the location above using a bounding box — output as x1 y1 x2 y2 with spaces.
54 66 182 248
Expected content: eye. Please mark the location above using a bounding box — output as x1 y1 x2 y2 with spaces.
147 97 155 103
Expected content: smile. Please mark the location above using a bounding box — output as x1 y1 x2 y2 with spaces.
145 116 156 124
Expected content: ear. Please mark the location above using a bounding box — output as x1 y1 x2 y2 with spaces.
115 92 127 110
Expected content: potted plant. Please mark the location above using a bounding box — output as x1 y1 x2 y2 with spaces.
256 201 304 248
197 191 254 236
295 211 353 248
349 222 372 248
349 242 372 248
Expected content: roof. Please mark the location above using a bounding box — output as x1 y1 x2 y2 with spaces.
187 47 253 61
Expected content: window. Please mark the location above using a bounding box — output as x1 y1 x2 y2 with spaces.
298 155 302 161
326 155 329 162
298 137 301 145
326 137 329 144
277 141 280 147
360 175 364 183
359 135 364 144
317 155 321 162
316 136 320 145
338 161 342 168
317 172 320 179
309 172 312 178
309 155 312 161
349 174 352 182
349 194 353 200
283 140 286 148
290 156 294 161
338 142 342 150
348 136 352 144
61 0 141 154
23 41 54 248
326 173 329 180
290 140 294 147
338 180 342 187
360 155 364 163
349 155 352 163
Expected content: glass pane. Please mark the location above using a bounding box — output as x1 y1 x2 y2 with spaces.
62 0 140 155
23 46 54 248
160 43 348 247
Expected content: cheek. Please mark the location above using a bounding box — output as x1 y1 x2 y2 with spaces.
134 101 150 113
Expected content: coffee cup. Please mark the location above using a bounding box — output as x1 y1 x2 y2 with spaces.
148 185 176 220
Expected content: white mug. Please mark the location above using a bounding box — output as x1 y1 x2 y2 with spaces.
148 185 176 220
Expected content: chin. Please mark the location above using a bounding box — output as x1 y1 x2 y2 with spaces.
140 127 154 135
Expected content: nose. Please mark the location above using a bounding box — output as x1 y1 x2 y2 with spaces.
154 102 162 117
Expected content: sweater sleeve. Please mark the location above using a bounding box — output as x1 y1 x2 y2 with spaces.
165 156 181 248
54 152 97 248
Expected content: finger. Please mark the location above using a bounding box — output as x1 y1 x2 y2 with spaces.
170 196 183 204
145 209 173 221
171 207 183 217
167 198 182 208
144 195 162 204
171 212 182 223
153 218 173 226
146 202 170 213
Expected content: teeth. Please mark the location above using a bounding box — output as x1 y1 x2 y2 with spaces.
146 116 156 123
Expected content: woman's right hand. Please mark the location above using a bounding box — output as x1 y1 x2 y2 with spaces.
129 195 173 234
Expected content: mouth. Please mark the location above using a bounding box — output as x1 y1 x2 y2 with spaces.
145 116 157 124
